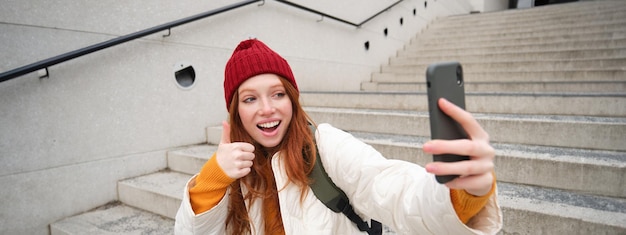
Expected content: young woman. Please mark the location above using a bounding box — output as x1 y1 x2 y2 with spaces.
175 39 502 234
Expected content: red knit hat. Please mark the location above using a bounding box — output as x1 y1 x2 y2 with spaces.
224 39 298 110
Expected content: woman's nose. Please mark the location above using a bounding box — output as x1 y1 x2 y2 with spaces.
258 98 275 115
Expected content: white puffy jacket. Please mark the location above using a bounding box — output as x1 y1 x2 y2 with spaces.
175 123 502 234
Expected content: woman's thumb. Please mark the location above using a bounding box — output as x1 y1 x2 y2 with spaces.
220 121 231 144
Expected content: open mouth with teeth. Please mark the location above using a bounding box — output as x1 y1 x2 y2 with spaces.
257 121 280 132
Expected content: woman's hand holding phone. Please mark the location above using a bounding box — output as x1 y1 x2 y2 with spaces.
423 98 495 197
425 62 494 196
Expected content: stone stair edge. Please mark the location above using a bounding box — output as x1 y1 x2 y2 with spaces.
371 72 626 83
168 144 215 159
374 69 626 76
302 93 626 117
497 182 626 229
375 68 626 76
118 169 190 200
427 23 626 40
408 33 626 50
307 105 625 120
300 90 626 97
424 14 626 31
409 39 626 52
304 106 626 151
444 4 626 19
50 202 174 235
361 81 626 94
382 65 626 75
405 28 624 41
390 52 626 64
354 131 626 198
350 130 626 165
401 39 626 54
167 144 215 175
429 13 626 32
116 169 193 221
361 80 626 85
436 16 626 31
398 50 626 60
395 47 626 59
458 0 626 13
441 2 626 24
384 57 626 68
384 75 626 83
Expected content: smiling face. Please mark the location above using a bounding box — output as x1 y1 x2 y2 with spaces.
237 73 293 148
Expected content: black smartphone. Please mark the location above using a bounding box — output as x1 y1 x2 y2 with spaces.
426 61 470 184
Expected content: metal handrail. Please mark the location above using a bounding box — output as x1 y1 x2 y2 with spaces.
275 0 403 27
358 0 404 26
0 0 261 83
0 0 404 83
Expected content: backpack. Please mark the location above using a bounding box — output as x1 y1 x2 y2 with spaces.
308 124 383 235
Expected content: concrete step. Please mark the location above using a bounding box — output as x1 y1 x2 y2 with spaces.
397 38 626 57
300 91 626 117
424 21 626 46
51 170 191 234
361 81 626 93
50 202 174 235
117 170 189 219
391 48 626 65
436 15 626 38
438 1 626 29
412 29 626 49
167 144 216 175
429 12 626 36
303 106 626 151
50 146 212 235
372 70 626 82
445 1 626 23
349 131 626 199
381 58 626 74
497 182 626 234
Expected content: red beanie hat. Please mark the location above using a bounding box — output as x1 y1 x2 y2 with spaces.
224 39 298 110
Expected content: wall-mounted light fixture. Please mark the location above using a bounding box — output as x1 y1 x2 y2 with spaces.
174 62 196 90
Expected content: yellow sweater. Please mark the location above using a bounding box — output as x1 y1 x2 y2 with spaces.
189 154 495 231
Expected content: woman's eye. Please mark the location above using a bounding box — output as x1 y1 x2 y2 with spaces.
274 92 286 98
242 97 256 103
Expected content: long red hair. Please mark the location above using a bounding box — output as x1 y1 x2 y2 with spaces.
225 76 316 234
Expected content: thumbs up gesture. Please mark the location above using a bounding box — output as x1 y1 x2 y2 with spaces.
216 121 256 179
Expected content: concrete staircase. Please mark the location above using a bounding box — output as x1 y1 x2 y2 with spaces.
304 1 626 234
50 145 216 235
51 1 626 234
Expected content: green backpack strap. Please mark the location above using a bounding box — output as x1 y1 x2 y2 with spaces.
307 124 382 235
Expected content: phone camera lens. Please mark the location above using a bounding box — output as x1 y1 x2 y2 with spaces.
456 65 463 86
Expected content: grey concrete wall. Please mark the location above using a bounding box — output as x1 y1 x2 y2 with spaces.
470 0 510 12
0 0 472 234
